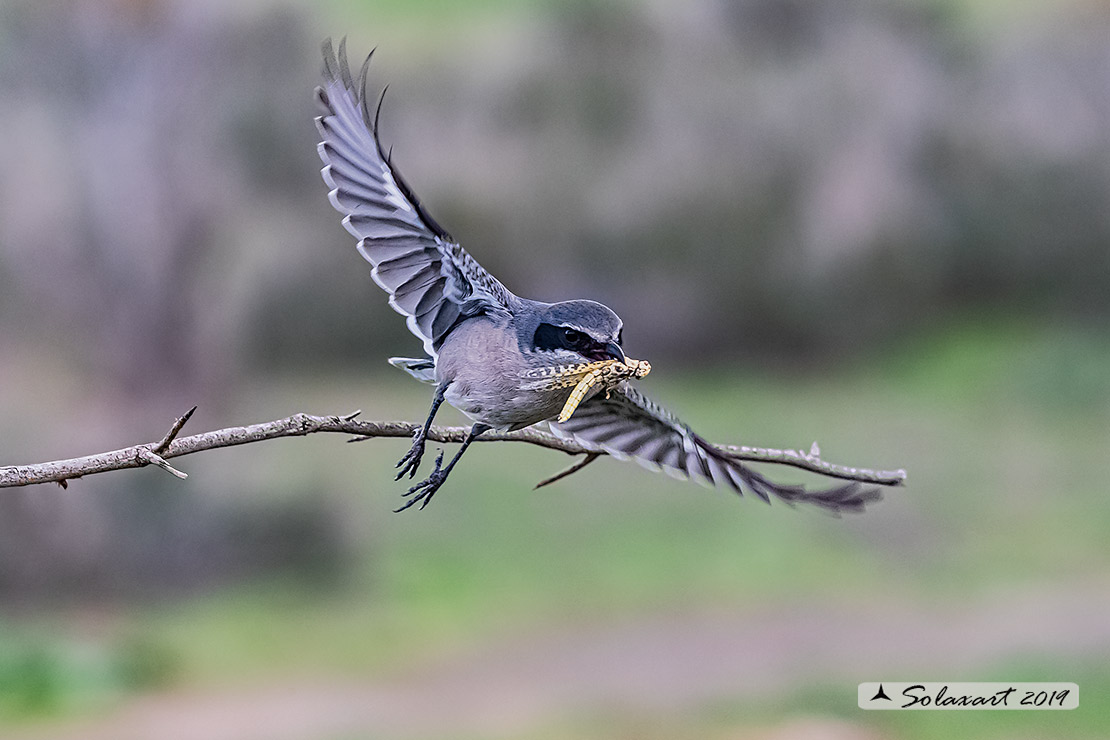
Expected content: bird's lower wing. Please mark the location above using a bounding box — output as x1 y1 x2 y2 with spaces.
549 385 881 514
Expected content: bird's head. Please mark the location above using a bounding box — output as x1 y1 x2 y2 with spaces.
520 299 626 365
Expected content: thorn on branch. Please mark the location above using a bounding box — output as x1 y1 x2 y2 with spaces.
153 406 197 455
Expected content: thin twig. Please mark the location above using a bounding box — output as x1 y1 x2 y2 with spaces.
0 410 904 490
136 448 188 479
534 452 602 490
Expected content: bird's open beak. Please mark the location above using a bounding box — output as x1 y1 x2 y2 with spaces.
603 341 626 364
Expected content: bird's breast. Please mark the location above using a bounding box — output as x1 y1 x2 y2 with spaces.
435 316 575 431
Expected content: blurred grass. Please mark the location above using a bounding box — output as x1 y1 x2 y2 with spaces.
2 314 1108 737
0 628 175 720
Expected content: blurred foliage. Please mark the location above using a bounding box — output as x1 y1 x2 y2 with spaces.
0 473 355 601
7 0 1105 375
289 0 1110 369
0 628 178 720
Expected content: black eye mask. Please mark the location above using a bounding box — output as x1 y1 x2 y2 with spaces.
532 323 612 360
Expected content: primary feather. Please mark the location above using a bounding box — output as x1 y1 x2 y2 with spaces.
551 385 882 515
315 38 517 358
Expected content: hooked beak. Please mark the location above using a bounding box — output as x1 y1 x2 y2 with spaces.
603 341 626 364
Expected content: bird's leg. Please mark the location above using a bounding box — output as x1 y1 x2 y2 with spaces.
396 423 490 512
395 382 448 480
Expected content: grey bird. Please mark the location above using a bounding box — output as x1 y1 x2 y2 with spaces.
314 40 880 514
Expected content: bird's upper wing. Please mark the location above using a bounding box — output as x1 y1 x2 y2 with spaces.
315 39 516 357
550 385 881 514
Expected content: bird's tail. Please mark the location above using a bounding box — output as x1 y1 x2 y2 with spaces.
388 356 438 384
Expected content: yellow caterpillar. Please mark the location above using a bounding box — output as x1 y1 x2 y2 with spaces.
557 358 651 422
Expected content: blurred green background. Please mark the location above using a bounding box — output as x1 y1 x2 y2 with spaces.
1 0 1108 738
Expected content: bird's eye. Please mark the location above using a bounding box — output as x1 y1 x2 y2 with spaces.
562 328 583 346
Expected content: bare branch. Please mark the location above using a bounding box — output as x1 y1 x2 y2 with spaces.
721 443 907 486
0 411 905 490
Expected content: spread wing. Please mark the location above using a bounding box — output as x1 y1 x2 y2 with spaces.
315 39 516 357
550 385 882 514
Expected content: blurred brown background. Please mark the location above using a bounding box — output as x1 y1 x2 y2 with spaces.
1 0 1108 738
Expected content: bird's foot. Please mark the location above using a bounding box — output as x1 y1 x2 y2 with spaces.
395 450 447 512
395 426 428 480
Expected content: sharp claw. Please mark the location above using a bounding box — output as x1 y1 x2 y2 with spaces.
394 450 447 513
394 495 422 513
405 461 420 480
394 429 429 480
